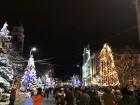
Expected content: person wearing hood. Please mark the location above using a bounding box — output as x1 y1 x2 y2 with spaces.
32 88 45 105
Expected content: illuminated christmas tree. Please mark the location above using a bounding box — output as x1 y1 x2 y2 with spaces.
0 22 11 41
37 77 43 89
99 43 119 86
82 45 92 86
72 75 81 87
20 55 37 91
0 22 13 91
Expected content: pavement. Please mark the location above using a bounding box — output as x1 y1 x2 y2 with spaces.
0 101 9 105
0 94 55 105
42 95 55 105
15 94 55 105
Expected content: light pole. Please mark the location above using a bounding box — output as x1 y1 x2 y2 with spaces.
30 47 36 57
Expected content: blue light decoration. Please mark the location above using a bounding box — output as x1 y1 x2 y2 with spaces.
28 74 32 82
20 55 37 91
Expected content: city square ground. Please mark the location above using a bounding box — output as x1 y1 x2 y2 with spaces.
0 93 55 105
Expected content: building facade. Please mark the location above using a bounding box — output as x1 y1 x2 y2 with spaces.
11 23 25 55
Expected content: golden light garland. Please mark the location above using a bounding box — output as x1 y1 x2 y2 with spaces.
99 43 120 86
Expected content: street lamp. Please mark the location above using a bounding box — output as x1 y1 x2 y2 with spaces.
30 47 37 57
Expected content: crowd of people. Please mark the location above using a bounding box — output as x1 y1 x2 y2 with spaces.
53 85 140 105
8 85 140 105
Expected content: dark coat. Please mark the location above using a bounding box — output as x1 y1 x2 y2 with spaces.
65 91 75 105
79 93 90 105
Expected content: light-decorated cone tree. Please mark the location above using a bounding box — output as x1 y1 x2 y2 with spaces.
0 22 13 91
72 75 81 87
37 77 44 89
45 74 51 88
99 43 120 86
20 55 37 91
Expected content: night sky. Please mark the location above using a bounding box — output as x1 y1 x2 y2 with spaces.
0 0 139 79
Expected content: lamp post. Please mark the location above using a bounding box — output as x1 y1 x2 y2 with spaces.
30 47 36 57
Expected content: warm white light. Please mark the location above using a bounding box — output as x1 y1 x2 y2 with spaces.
32 47 36 51
99 43 120 86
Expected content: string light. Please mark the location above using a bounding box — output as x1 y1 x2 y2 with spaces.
114 48 139 87
99 43 120 86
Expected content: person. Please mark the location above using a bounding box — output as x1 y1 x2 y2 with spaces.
32 88 45 105
118 88 138 105
45 88 49 99
79 88 90 105
55 89 59 103
90 90 101 105
101 87 115 105
9 88 16 105
135 89 140 105
22 92 33 105
75 88 81 105
113 89 122 105
65 88 75 105
0 91 2 101
56 88 66 105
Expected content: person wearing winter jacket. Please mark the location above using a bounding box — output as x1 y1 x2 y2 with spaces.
32 88 45 105
101 87 115 105
118 88 138 105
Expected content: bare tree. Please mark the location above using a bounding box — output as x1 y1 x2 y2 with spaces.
114 47 139 87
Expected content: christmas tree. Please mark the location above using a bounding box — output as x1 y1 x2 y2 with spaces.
0 56 13 90
37 77 43 89
20 55 37 91
0 22 11 41
45 74 51 88
72 75 81 87
99 43 119 86
0 22 13 91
